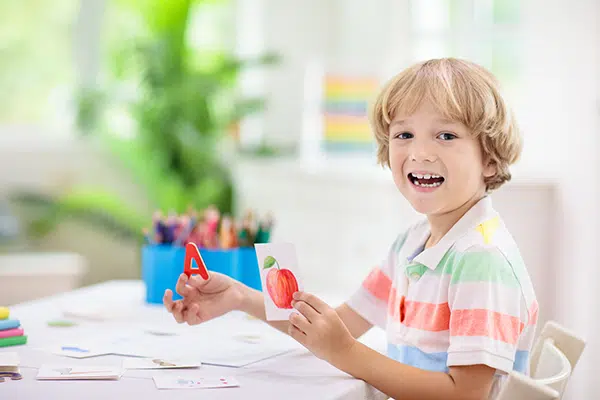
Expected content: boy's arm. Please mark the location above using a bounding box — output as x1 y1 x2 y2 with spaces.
289 292 496 400
237 283 373 338
336 342 495 400
335 303 373 338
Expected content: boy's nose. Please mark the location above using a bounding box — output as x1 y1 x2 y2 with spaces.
409 141 436 163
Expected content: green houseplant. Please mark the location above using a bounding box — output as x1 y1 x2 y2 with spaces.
12 0 278 244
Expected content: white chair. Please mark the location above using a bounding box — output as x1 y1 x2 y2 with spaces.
531 320 586 375
497 337 572 400
496 372 560 400
531 338 572 396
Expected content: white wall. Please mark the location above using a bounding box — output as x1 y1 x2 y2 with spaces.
521 1 599 399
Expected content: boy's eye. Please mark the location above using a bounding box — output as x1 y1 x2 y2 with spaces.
438 132 457 141
394 132 413 139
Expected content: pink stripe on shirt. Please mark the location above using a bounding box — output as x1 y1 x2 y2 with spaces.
362 268 392 302
402 301 451 331
450 308 524 345
529 301 539 326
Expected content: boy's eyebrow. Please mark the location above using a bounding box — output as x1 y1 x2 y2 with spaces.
436 118 459 125
389 120 406 128
389 118 460 132
390 118 458 128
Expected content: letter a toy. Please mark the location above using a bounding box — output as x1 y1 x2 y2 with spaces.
184 242 210 280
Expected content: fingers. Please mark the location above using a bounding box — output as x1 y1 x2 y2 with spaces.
175 274 192 297
164 289 184 323
291 300 320 323
183 303 203 325
289 312 311 333
288 320 307 344
171 301 185 323
163 289 175 312
187 274 211 290
292 292 329 314
164 290 204 326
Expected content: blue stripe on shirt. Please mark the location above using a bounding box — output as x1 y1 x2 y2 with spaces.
513 350 529 373
387 344 530 374
387 343 449 372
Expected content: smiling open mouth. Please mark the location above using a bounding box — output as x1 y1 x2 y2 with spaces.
408 172 445 188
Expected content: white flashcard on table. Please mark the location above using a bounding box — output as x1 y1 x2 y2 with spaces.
153 374 239 389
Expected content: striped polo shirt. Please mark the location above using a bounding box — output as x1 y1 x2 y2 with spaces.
347 196 538 397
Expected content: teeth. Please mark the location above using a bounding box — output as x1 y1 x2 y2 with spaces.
414 180 442 188
411 173 442 179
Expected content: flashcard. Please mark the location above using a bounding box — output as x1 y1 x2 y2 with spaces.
36 364 123 380
122 358 201 370
153 375 240 389
254 243 304 321
49 344 111 359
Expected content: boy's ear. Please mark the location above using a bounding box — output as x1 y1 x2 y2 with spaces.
482 158 496 178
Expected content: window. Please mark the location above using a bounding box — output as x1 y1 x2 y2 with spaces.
0 0 81 135
409 0 522 100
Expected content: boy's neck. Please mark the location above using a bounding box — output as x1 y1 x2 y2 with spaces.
425 192 487 248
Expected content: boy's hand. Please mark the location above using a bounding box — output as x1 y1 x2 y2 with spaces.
288 291 357 365
163 272 245 325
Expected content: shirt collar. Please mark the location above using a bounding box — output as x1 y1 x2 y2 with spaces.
405 196 498 270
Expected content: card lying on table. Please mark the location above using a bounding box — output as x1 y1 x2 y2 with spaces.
45 343 111 359
153 375 239 389
122 358 201 370
36 364 123 380
254 243 305 321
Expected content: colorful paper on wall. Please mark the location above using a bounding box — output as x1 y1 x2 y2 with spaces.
322 75 378 152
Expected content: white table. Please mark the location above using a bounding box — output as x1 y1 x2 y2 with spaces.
0 280 387 399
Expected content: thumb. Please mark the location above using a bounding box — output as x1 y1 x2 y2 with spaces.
187 274 211 290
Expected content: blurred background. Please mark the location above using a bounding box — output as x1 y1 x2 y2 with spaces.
0 0 597 398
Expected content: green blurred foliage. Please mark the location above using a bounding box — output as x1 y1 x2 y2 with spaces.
13 0 279 244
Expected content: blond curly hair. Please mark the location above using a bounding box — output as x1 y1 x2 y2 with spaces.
370 58 522 191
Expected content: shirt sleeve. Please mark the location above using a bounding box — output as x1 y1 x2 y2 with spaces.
345 232 407 329
446 245 529 374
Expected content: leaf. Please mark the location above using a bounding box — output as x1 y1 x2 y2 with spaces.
10 188 148 243
263 256 276 269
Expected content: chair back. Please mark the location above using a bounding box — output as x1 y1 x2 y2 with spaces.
496 372 560 400
531 320 586 375
531 338 572 397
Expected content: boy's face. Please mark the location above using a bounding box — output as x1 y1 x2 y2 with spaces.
388 100 494 216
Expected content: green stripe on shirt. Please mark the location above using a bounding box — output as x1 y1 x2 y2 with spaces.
434 248 520 287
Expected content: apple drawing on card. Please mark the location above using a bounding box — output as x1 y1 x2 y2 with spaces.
254 243 304 321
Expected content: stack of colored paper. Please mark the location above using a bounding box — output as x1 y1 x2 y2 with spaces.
0 307 27 347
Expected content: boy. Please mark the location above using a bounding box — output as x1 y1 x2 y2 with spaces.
163 58 538 400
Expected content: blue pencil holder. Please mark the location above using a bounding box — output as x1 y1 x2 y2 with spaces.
142 245 262 304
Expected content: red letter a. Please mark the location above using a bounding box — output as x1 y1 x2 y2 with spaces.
184 242 210 280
